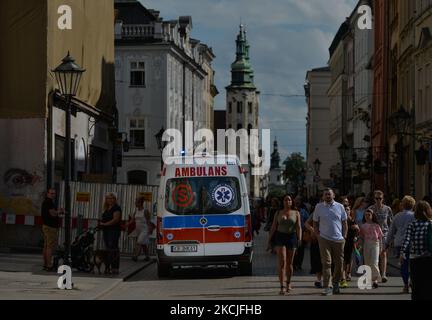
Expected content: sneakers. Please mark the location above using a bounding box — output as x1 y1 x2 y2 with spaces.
314 281 323 289
339 279 348 289
333 283 341 294
402 286 409 294
372 282 379 289
321 287 333 296
381 276 388 283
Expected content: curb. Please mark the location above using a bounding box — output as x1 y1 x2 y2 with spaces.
91 278 123 300
122 259 156 282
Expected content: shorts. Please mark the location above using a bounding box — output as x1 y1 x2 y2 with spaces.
42 225 58 249
274 231 298 249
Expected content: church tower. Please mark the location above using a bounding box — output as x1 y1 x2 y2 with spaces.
226 25 260 197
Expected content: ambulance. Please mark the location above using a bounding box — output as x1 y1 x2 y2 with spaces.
156 154 253 277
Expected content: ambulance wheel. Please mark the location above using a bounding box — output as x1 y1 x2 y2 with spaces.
239 261 252 276
157 263 170 278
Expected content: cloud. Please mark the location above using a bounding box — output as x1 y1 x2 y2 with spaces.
140 0 358 159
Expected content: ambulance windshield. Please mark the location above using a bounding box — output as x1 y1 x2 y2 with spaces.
165 177 241 215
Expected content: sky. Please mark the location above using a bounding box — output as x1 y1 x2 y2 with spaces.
141 0 358 162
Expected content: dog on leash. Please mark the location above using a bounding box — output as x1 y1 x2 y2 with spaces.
92 250 110 275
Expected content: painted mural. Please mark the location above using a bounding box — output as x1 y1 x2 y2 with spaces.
0 168 44 216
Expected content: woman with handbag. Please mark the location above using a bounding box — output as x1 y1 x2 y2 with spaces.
126 197 147 261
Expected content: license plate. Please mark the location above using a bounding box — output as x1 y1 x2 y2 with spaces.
171 245 198 253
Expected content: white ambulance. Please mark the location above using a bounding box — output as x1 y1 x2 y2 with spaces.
156 154 253 277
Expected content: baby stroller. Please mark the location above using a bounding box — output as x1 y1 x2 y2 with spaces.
53 227 99 272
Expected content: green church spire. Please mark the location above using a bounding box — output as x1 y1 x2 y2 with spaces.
228 24 256 89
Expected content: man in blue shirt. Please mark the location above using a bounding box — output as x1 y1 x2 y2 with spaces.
313 188 348 296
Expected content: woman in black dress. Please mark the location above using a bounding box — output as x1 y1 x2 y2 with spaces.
99 192 122 275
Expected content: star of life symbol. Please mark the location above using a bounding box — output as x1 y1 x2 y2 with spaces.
212 184 234 207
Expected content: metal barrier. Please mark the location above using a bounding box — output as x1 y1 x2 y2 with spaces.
58 181 159 254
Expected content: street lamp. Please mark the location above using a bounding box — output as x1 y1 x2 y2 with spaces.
154 127 166 170
52 52 85 266
313 158 322 197
338 141 349 195
389 106 412 198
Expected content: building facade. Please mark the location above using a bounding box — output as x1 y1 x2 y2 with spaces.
413 1 432 198
0 0 116 247
352 0 374 195
114 0 217 186
305 67 333 198
328 21 349 195
226 25 260 198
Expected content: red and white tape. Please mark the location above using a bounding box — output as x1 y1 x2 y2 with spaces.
1 213 130 230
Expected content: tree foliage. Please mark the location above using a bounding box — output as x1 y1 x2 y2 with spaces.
283 153 306 190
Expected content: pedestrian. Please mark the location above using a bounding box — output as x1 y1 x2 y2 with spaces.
340 205 359 288
252 199 265 236
386 195 415 293
267 194 302 295
368 190 393 283
294 195 310 270
126 197 147 261
264 197 280 254
391 198 402 216
140 209 156 261
359 208 384 288
400 200 432 300
304 214 322 288
340 196 350 208
41 188 64 271
352 196 367 225
313 188 348 296
99 192 122 275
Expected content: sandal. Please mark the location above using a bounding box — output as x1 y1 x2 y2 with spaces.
286 282 293 292
279 286 287 295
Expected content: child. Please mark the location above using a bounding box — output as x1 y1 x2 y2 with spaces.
359 208 384 288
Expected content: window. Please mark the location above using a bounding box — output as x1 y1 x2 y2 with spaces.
127 170 147 185
228 102 232 113
165 177 241 215
248 102 252 114
130 61 145 87
237 101 243 113
129 118 145 148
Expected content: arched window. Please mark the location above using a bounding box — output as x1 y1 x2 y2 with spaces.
127 170 148 185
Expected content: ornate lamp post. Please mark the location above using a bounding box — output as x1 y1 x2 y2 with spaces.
52 52 85 266
338 141 349 195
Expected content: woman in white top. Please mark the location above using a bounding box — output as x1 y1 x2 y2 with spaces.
127 197 148 261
